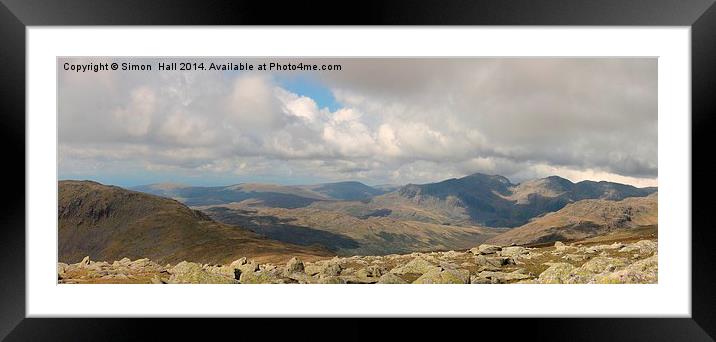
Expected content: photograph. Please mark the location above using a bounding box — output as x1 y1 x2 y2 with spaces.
57 57 658 285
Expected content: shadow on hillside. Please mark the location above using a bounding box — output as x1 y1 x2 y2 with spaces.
203 207 359 251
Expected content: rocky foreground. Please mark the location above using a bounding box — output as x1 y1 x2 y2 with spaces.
58 238 657 284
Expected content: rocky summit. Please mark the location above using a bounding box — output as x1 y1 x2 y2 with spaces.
58 238 657 285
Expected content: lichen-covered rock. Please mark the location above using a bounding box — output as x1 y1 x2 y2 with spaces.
390 256 440 275
317 276 345 284
237 261 260 276
168 261 238 284
113 257 131 267
470 244 502 255
204 265 238 279
499 246 529 258
620 240 657 255
475 254 514 269
476 271 531 284
239 270 287 284
57 263 68 279
229 257 247 269
413 268 469 284
285 271 318 284
579 256 627 274
304 264 322 276
150 274 163 284
377 273 408 284
470 275 492 284
356 265 386 279
537 263 576 284
595 255 658 284
553 242 578 254
285 257 305 274
57 236 658 285
307 262 342 277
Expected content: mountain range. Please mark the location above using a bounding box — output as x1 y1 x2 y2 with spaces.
133 173 656 228
131 181 387 207
59 173 657 262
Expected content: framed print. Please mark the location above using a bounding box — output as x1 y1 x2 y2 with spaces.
2 0 715 340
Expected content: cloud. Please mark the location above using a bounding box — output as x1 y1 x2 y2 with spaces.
58 58 657 187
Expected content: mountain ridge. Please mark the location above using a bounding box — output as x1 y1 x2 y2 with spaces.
383 172 656 227
58 180 333 265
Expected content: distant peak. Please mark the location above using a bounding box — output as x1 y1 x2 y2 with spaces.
322 181 366 186
541 175 574 186
544 175 569 181
465 172 512 184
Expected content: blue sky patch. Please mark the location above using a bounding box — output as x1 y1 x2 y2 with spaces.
275 75 340 112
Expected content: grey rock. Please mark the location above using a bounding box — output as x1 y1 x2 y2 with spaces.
413 268 469 284
168 261 238 284
285 257 305 274
390 256 440 275
377 273 408 284
470 244 502 255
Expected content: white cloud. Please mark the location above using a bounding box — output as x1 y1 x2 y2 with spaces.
58 58 657 187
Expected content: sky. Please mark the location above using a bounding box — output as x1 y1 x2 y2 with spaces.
58 58 657 188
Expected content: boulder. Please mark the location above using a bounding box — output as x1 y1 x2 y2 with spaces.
595 255 658 284
57 263 68 279
469 244 502 255
553 241 577 254
322 263 342 277
205 265 238 279
229 257 248 269
237 261 260 276
470 275 492 284
356 265 386 278
413 268 469 284
390 256 440 275
306 262 343 277
377 273 408 284
168 261 238 284
476 271 531 284
112 258 132 267
578 256 627 274
77 256 91 267
317 276 345 284
499 246 528 258
239 270 287 284
620 240 657 255
340 275 379 284
285 272 318 284
150 275 163 284
304 264 320 276
129 258 151 268
285 257 305 274
475 254 514 269
537 263 576 284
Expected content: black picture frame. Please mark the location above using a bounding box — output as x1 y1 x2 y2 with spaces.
1 0 714 340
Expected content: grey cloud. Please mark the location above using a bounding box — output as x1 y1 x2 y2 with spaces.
58 57 657 186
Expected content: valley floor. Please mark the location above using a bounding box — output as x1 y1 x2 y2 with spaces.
58 228 657 285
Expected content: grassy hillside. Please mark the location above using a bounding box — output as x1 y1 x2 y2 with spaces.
201 203 503 256
487 193 658 245
59 180 333 264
